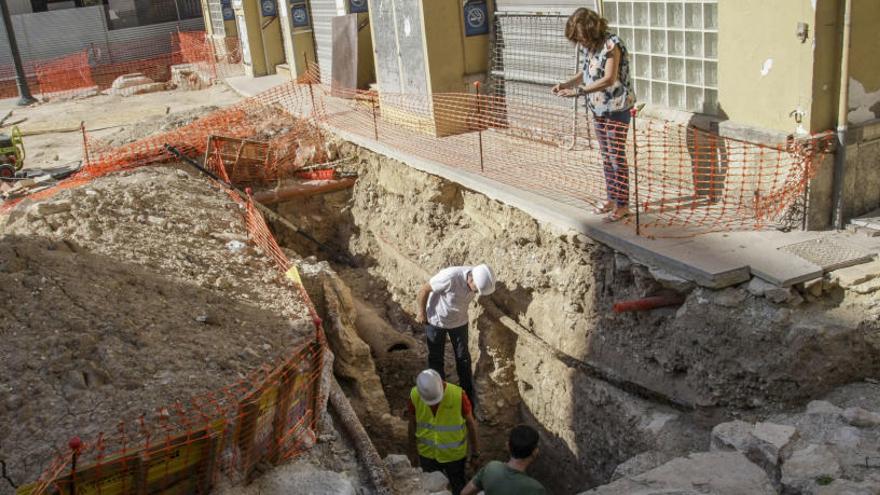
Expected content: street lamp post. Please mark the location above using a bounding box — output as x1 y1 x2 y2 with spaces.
0 0 36 105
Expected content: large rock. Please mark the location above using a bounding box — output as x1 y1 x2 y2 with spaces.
220 463 358 495
844 407 880 428
611 451 675 481
579 452 776 495
780 444 842 494
711 420 797 485
747 277 798 304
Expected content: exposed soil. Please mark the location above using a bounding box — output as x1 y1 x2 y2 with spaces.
0 166 314 491
0 84 241 172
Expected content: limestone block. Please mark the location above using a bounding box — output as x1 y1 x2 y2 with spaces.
714 288 748 307
611 451 674 481
843 406 880 427
752 422 798 454
579 452 776 495
711 420 755 453
384 454 412 475
110 72 153 90
781 444 842 494
806 401 844 416
831 260 880 288
420 471 449 493
747 277 796 303
649 266 695 292
815 479 879 495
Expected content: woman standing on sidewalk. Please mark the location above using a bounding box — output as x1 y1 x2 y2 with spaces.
552 8 636 223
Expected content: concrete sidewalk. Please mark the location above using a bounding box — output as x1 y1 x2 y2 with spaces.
225 75 880 289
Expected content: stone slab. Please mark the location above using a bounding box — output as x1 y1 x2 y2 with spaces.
851 208 880 230
831 259 880 287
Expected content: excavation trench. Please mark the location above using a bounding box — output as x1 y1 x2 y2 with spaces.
260 143 702 494
263 140 880 494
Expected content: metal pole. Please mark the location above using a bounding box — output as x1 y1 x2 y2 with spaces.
0 0 35 106
831 0 852 230
371 95 379 141
173 0 182 31
474 81 484 172
631 107 640 236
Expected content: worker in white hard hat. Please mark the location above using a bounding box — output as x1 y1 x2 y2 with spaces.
408 369 480 495
415 264 495 408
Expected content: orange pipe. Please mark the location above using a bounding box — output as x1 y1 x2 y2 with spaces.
252 178 356 204
613 294 685 313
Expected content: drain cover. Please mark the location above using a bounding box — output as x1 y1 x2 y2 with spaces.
778 237 875 271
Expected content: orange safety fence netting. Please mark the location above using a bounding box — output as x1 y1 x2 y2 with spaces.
307 82 834 235
18 180 328 495
6 31 243 103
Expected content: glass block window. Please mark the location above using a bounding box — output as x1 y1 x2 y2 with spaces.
604 0 718 114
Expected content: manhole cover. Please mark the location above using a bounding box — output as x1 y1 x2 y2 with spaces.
778 237 875 271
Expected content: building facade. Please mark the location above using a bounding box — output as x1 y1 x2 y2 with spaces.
203 0 880 227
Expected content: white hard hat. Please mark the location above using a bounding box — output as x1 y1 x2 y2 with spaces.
416 369 444 406
471 264 496 296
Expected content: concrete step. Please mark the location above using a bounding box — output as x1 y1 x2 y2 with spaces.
276 63 292 79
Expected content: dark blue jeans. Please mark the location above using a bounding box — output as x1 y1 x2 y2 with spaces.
593 109 632 208
426 323 475 406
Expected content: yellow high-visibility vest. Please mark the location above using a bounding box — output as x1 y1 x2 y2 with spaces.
411 383 468 463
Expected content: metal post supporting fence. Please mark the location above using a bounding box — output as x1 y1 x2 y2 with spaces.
81 122 90 167
0 0 35 105
474 81 484 173
68 437 82 495
371 94 379 141
802 179 809 231
630 107 640 236
304 51 318 120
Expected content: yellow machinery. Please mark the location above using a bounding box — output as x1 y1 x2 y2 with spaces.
0 127 25 181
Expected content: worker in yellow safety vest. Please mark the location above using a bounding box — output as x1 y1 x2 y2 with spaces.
408 369 480 495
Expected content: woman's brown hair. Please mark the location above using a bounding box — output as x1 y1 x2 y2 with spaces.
564 8 608 51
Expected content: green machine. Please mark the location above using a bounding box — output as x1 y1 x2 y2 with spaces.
0 126 24 181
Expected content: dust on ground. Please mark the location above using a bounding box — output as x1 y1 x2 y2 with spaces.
0 166 314 491
0 84 241 171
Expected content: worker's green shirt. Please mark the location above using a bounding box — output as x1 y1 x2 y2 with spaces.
472 460 546 495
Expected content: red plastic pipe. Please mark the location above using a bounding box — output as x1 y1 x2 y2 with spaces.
613 294 685 313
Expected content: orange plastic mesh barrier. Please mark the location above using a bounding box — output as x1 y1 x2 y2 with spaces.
18 184 328 495
25 337 325 495
34 51 95 100
304 82 833 234
5 31 243 102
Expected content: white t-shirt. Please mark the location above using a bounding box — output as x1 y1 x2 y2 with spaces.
426 266 474 329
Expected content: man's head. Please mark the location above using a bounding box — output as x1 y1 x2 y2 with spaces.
467 264 496 296
416 369 444 406
508 424 540 460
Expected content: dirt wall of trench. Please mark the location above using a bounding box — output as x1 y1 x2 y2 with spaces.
273 140 880 493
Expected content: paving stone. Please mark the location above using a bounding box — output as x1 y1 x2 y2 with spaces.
832 260 880 288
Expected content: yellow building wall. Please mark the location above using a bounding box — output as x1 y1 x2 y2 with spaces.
717 0 818 134
847 0 880 125
420 0 491 93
